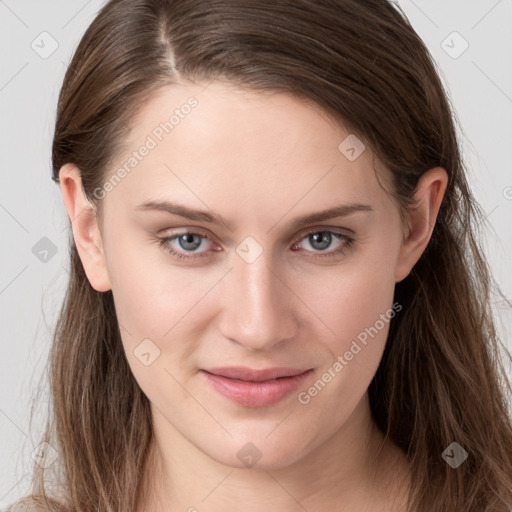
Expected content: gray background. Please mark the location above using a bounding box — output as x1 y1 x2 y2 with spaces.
1 0 511 505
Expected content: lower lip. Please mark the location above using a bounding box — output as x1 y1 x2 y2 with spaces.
200 369 313 407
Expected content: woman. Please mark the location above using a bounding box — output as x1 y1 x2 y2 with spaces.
11 0 512 510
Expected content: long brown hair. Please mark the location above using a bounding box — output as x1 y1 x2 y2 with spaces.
16 0 512 510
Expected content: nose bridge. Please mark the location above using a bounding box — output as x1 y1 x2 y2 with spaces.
220 247 296 350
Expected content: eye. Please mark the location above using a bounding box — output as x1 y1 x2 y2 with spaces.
292 229 354 258
157 231 215 260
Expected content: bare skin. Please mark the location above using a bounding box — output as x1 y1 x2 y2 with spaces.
59 80 446 511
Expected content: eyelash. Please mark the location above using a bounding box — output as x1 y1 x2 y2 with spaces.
156 228 355 261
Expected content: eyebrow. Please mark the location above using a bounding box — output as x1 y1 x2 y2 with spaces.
135 200 374 231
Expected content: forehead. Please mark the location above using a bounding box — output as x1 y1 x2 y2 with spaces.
102 80 392 219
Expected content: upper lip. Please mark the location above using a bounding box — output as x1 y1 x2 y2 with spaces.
203 366 311 382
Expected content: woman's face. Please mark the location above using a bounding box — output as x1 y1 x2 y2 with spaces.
78 81 421 470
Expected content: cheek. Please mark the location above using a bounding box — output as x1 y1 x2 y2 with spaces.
105 235 218 356
294 240 400 410
108 258 222 400
112 268 217 342
294 257 399 427
300 243 398 343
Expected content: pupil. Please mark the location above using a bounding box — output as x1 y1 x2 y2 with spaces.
310 232 331 250
179 234 201 251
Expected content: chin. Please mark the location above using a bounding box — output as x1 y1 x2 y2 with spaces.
204 436 310 471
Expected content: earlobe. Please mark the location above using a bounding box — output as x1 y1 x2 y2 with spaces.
59 163 112 292
394 167 448 283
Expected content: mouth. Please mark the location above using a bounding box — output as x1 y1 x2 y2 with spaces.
200 366 314 407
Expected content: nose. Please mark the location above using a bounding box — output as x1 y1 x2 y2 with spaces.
218 250 299 352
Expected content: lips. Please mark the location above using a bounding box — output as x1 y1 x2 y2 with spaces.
200 366 313 407
203 366 310 382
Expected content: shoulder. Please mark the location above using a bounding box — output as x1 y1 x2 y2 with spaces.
0 500 42 511
1 495 70 512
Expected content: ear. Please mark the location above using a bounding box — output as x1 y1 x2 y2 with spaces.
394 167 448 283
59 163 112 292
